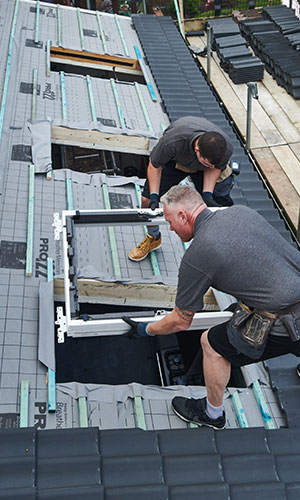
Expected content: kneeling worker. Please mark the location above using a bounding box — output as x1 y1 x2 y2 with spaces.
123 185 300 429
129 116 234 262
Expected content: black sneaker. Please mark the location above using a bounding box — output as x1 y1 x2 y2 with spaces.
171 396 226 430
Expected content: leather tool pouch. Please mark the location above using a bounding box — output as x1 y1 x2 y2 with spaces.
232 303 276 348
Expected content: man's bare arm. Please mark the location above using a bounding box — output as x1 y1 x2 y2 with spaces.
203 167 221 193
147 161 162 194
147 306 195 336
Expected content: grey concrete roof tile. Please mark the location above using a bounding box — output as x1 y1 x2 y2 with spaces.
215 427 269 455
163 454 224 486
100 429 158 457
0 428 35 457
267 429 300 455
37 456 101 489
38 485 104 499
0 308 6 318
102 455 163 487
275 454 300 483
170 483 230 500
158 428 217 456
230 483 287 500
38 428 99 458
222 454 277 484
106 485 168 500
286 484 300 500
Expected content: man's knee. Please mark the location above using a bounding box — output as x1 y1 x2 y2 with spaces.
201 330 223 360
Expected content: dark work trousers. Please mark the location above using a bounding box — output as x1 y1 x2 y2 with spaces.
142 161 234 206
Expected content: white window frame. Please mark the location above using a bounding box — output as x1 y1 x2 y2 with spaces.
62 208 232 337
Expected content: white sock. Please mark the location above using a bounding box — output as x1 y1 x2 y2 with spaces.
205 398 223 420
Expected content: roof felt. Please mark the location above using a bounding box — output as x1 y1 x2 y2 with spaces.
0 2 300 496
1 426 300 499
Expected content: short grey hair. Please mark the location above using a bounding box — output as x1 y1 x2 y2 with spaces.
161 185 204 209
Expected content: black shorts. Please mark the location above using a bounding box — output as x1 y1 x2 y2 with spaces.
142 161 233 206
208 320 300 367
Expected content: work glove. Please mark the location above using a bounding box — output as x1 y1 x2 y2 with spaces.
122 317 154 338
202 191 221 208
149 192 160 210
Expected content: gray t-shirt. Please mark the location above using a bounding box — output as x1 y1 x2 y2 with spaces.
150 116 233 172
176 206 300 313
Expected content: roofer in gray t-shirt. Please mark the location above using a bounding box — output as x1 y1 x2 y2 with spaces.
123 185 300 429
128 116 235 262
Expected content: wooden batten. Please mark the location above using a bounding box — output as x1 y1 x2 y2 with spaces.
54 278 218 310
51 126 150 155
51 46 141 71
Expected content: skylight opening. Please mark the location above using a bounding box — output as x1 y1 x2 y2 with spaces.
50 46 145 84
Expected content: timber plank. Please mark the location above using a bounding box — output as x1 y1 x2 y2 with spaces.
228 79 285 147
270 145 300 196
54 278 217 309
252 147 300 230
262 71 300 126
51 126 150 154
256 83 300 144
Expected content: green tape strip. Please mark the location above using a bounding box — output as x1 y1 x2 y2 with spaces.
102 183 121 278
232 391 249 428
135 184 160 276
114 14 129 57
32 68 38 119
134 82 153 132
134 396 147 430
35 0 40 43
0 0 20 145
46 40 51 77
78 397 88 427
134 45 157 102
66 178 74 210
110 79 125 129
96 12 107 53
47 257 56 412
20 380 29 428
77 8 85 51
86 75 97 122
60 71 67 120
57 4 62 46
25 164 35 277
253 380 275 429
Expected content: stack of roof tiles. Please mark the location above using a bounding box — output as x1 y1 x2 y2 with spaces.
239 5 300 98
2 426 300 499
206 18 264 84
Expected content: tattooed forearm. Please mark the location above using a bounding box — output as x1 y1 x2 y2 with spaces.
174 306 194 323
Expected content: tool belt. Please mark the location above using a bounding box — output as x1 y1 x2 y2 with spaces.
175 163 233 180
232 301 300 349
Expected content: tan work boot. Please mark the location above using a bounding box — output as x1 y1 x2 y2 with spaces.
128 233 161 261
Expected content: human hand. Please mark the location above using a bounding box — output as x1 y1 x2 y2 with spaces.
202 191 221 207
122 317 154 338
149 193 160 210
